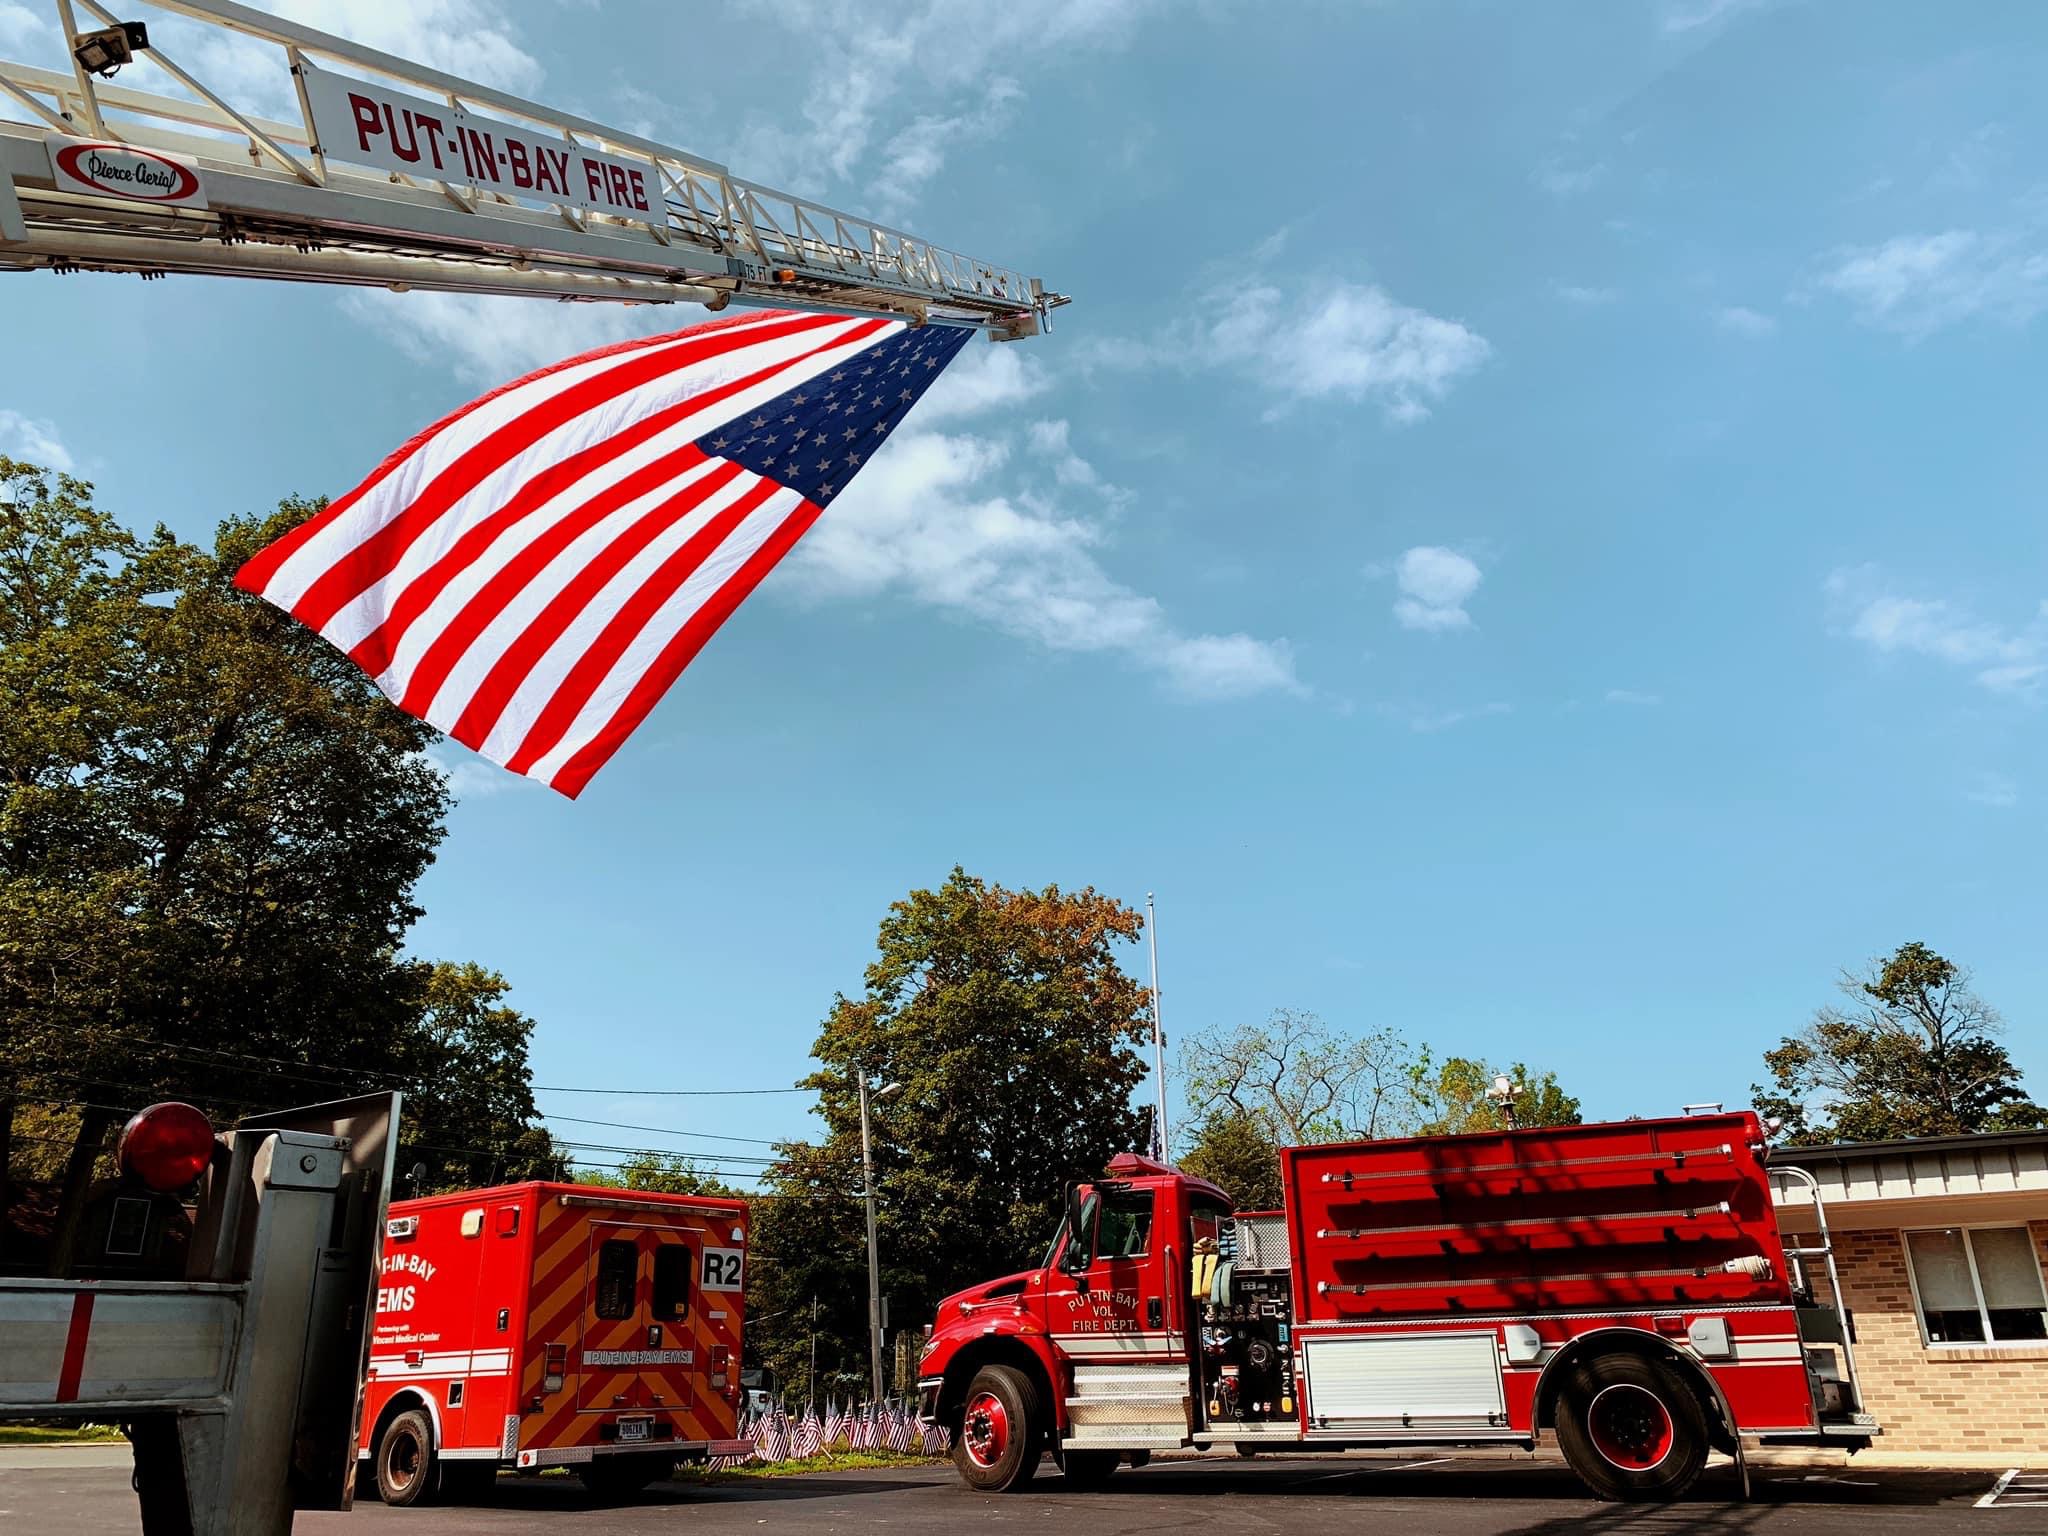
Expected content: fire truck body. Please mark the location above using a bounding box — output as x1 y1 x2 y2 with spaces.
917 1111 1873 1501
359 1181 750 1503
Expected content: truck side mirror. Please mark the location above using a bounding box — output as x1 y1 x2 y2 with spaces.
1059 1183 1097 1282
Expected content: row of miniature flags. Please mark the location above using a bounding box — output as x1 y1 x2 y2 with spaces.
715 1400 950 1466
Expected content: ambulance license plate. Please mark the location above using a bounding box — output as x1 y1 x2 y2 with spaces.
618 1419 650 1442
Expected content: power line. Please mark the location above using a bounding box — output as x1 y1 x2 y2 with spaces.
539 1113 786 1147
534 1084 811 1097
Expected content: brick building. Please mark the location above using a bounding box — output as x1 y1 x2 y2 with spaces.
1769 1129 2048 1459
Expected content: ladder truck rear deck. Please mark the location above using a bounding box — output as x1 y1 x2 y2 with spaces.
916 1111 1876 1502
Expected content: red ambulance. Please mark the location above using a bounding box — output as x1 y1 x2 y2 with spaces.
358 1180 752 1505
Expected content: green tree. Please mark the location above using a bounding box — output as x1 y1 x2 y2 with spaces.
1754 942 2043 1145
1 459 544 1212
1409 1052 1582 1136
1178 1109 1283 1209
394 963 556 1191
575 1151 739 1198
1181 1009 1419 1145
750 868 1152 1394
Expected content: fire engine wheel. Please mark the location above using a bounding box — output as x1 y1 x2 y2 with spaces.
1058 1449 1120 1486
374 1409 437 1507
1554 1354 1708 1502
952 1364 1043 1492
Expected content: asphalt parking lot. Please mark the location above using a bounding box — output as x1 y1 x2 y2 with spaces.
0 1451 2036 1535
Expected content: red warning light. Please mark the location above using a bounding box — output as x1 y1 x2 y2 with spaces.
118 1102 216 1192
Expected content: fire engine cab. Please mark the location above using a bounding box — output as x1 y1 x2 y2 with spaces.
359 1181 750 1504
918 1111 1875 1501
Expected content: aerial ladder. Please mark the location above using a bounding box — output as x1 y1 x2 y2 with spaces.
0 6 1061 1533
0 0 1065 337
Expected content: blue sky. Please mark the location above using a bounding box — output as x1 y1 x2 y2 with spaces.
3 0 2044 1180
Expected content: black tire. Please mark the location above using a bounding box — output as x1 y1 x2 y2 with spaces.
1553 1353 1708 1502
1059 1449 1119 1487
951 1363 1043 1492
577 1454 674 1499
374 1408 436 1507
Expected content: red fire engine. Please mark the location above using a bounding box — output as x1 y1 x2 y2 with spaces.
358 1181 752 1505
917 1111 1873 1501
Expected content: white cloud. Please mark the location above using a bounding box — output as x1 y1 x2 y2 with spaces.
1070 243 1489 425
1605 688 1662 706
913 342 1050 424
1716 305 1777 336
1964 772 2018 809
789 389 1299 702
871 78 1023 219
1390 546 1483 632
0 410 75 472
0 2 41 52
425 744 533 800
1025 418 1124 503
339 291 672 385
1826 566 2047 693
1662 0 1767 33
1558 285 1618 306
1533 158 1606 198
1210 282 1489 424
1407 701 1511 733
135 1 545 128
725 0 1159 211
1818 231 2048 336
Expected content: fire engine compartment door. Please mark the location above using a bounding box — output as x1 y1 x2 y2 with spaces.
1301 1334 1505 1431
576 1223 698 1415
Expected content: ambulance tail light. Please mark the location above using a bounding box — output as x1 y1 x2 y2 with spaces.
711 1345 737 1403
544 1342 567 1394
117 1101 216 1192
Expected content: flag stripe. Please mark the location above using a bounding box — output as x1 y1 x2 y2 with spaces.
410 452 732 726
347 317 893 695
550 492 826 797
504 479 793 779
279 313 851 630
237 309 812 608
444 451 729 748
460 467 770 758
237 309 976 795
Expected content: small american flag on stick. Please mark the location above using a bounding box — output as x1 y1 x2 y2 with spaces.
236 309 972 797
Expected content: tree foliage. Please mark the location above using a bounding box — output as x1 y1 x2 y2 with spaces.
1181 1009 1417 1145
1408 1052 1582 1136
1178 1109 1283 1209
574 1152 738 1198
750 868 1152 1394
1755 942 2043 1144
0 458 544 1197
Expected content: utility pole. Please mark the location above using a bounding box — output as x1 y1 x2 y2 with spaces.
808 1295 818 1409
1147 892 1168 1160
858 1076 899 1404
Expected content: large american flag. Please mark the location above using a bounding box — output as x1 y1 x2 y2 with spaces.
236 308 972 797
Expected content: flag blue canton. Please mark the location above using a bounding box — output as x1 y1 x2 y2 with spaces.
696 322 974 507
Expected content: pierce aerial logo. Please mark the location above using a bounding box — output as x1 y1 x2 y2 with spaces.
49 139 206 206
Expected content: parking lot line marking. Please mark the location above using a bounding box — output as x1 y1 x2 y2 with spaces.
1976 1469 2019 1508
1297 1457 1453 1484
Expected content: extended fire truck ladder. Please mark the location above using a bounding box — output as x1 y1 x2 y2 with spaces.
0 0 1065 336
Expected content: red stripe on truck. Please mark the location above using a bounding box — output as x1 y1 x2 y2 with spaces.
55 1291 94 1402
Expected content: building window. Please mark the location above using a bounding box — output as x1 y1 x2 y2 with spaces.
1905 1226 2048 1344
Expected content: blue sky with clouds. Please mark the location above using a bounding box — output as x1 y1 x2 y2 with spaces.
3 0 2044 1177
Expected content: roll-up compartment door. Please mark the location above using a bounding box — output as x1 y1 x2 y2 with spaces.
1302 1334 1504 1429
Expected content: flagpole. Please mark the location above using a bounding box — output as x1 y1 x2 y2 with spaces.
1147 891 1169 1159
